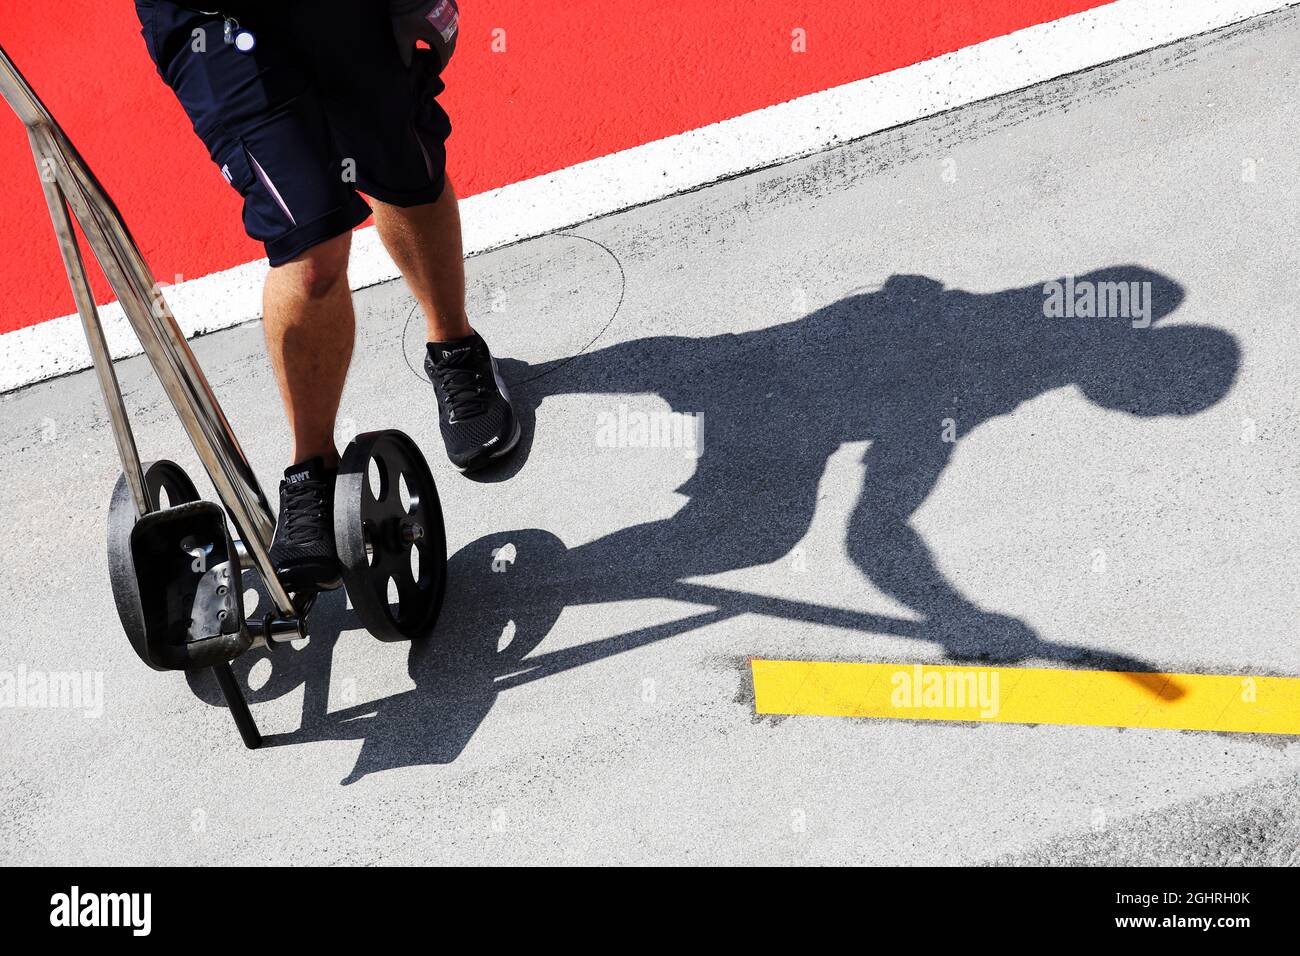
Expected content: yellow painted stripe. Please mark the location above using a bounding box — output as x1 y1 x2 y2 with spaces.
750 660 1300 734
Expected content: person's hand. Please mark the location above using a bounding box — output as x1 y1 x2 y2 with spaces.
389 0 459 70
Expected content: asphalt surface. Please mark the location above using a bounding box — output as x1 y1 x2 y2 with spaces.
2 9 1300 865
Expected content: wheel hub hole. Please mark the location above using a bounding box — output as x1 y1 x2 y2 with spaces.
367 455 391 503
410 542 423 586
399 471 419 514
387 576 401 621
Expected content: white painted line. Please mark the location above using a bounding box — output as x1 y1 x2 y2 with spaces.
3 0 1294 393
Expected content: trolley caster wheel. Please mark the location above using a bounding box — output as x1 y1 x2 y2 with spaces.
106 457 249 670
107 459 199 670
334 430 447 641
107 460 258 747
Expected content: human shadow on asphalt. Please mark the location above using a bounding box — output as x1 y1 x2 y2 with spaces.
229 266 1241 783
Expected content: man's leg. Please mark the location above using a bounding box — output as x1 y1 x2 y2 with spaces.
257 231 355 591
371 180 521 471
371 179 470 343
287 0 518 470
262 231 355 467
135 3 375 589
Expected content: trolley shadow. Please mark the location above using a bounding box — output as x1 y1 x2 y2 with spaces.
223 266 1241 783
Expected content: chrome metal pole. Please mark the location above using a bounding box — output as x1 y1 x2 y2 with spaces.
27 130 150 516
1 45 296 617
0 45 44 126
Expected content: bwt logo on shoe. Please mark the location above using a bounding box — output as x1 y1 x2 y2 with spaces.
50 886 151 936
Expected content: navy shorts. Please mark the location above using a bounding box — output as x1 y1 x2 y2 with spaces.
135 0 451 266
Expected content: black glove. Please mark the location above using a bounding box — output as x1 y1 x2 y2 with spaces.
390 0 459 70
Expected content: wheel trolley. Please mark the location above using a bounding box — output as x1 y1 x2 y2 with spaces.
0 47 448 749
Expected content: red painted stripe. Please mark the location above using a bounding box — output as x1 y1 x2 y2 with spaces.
0 1 1113 334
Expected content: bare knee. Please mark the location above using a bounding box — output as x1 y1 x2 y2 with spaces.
276 233 351 300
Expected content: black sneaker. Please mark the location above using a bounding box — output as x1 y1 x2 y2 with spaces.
268 457 342 592
425 332 521 471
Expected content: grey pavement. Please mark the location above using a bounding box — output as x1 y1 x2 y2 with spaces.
2 9 1300 865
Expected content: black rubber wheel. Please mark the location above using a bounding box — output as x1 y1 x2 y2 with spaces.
334 430 447 641
107 460 200 671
